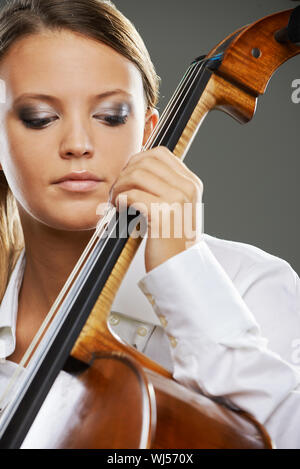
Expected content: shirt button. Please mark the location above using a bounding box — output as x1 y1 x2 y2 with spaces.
137 326 148 337
159 315 168 328
109 313 120 326
169 336 178 348
145 293 155 307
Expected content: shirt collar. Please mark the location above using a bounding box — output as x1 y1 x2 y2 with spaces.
0 250 25 359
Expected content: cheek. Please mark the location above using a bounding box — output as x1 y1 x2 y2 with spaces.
95 118 146 180
2 155 43 212
0 119 48 207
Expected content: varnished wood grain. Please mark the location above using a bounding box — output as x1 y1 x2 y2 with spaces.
71 235 172 378
173 73 257 161
21 354 273 449
21 355 155 449
211 9 300 96
147 369 273 449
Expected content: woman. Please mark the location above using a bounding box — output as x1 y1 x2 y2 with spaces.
0 0 299 449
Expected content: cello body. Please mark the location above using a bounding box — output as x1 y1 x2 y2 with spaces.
21 354 272 449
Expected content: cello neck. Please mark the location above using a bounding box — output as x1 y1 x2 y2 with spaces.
145 54 222 158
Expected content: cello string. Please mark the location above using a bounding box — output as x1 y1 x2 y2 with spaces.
154 60 208 155
0 207 121 423
2 60 200 379
0 208 114 412
1 59 205 407
147 52 223 151
18 61 203 366
152 53 223 155
25 61 207 364
0 56 209 422
144 57 213 150
143 61 202 150
143 63 199 147
16 59 203 365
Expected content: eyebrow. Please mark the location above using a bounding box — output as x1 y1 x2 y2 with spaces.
13 89 132 106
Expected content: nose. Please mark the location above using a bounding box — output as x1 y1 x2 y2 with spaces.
59 117 94 160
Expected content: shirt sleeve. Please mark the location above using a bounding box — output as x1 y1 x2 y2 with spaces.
138 239 300 449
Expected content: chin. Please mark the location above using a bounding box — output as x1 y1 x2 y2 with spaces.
35 209 100 232
54 216 100 232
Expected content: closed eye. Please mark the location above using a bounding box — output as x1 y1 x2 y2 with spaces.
21 116 58 129
94 114 129 126
21 114 129 130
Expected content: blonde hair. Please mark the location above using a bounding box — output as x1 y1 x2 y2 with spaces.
0 173 24 301
0 0 160 302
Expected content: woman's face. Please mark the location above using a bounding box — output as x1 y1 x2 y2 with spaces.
0 29 157 231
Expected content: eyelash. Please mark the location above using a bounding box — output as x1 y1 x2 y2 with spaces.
21 114 128 129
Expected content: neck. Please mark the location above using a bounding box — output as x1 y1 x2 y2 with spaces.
18 207 95 318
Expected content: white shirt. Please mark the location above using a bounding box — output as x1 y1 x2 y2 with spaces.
1 233 300 449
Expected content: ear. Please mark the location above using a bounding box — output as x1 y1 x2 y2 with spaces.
143 108 159 146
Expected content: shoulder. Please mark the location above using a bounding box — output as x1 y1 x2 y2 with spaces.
203 233 298 289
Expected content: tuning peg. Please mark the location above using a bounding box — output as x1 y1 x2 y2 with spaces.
275 6 300 46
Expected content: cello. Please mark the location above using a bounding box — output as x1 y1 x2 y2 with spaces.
0 6 299 449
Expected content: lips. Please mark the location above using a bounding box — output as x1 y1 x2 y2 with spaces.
54 171 102 183
53 171 103 192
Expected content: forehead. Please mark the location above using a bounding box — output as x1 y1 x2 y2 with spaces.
0 29 144 102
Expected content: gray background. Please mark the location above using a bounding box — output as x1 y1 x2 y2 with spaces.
1 0 299 274
113 0 300 275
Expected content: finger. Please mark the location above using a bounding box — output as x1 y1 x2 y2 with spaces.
128 146 203 188
112 167 193 207
116 154 202 202
115 189 161 220
140 153 202 198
